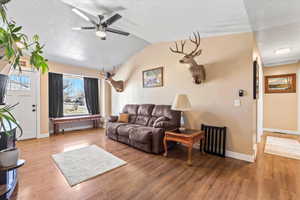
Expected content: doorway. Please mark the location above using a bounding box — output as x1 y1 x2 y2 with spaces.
6 70 39 140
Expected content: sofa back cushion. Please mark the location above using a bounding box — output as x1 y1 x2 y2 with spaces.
151 105 181 127
134 104 154 126
135 115 150 126
123 104 139 124
148 116 158 127
123 104 139 115
151 105 172 118
137 104 155 115
121 104 180 127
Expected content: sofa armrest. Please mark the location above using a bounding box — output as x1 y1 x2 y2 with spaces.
151 128 165 154
153 121 176 130
108 116 118 122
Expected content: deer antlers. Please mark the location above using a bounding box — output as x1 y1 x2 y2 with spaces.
169 31 202 57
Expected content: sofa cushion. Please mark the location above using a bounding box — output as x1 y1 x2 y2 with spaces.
147 116 158 127
106 122 126 140
107 122 126 134
137 104 155 115
129 115 137 124
153 116 169 127
135 115 150 126
152 105 173 118
123 104 139 115
117 124 141 137
129 127 152 143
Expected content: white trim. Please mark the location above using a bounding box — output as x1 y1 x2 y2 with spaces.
297 67 300 133
263 128 300 135
193 144 255 162
257 61 264 143
226 150 255 163
37 132 49 138
36 71 41 139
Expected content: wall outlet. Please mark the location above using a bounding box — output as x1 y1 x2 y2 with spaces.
234 99 241 107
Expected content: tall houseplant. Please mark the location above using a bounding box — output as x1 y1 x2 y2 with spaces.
0 0 48 134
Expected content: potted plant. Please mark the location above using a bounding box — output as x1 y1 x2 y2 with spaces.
0 0 48 167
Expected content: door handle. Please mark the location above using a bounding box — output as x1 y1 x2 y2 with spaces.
32 105 36 107
32 109 36 112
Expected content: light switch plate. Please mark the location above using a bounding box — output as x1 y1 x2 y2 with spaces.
234 99 241 107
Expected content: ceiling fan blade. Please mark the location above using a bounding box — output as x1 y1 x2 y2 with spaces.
72 27 96 31
106 27 130 36
81 27 96 30
103 14 122 26
72 8 97 25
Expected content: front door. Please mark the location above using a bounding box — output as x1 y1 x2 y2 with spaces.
6 70 38 140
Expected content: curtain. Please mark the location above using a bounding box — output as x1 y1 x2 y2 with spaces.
84 77 100 115
49 72 63 118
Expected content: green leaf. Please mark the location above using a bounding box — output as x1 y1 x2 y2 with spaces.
4 46 13 59
0 6 48 74
12 26 22 33
33 34 39 42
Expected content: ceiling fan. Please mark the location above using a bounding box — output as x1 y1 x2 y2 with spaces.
71 8 130 40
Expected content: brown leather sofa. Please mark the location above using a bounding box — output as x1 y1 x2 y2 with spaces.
106 104 181 154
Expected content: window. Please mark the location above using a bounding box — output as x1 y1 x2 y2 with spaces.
63 75 89 116
8 74 31 91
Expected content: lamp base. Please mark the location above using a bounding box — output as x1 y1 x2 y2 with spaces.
179 112 186 132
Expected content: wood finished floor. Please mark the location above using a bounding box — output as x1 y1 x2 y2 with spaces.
13 129 300 200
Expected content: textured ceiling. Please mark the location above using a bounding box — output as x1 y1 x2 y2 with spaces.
62 0 252 43
6 0 149 71
244 0 300 66
6 0 300 68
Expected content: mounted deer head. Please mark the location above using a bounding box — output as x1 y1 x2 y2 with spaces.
99 67 124 92
170 32 206 84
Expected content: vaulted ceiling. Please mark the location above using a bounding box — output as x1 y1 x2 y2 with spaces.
6 0 300 69
6 0 149 71
244 0 300 66
62 0 252 43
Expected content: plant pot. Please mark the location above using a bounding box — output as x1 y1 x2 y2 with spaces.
0 73 8 105
0 148 19 167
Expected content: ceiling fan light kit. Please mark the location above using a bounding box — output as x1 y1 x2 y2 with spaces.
71 7 130 40
96 31 107 40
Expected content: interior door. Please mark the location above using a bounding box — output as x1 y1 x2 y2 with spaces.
6 70 37 140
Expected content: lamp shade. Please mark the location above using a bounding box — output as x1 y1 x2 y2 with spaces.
171 94 191 111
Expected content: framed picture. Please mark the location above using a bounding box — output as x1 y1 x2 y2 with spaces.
142 67 163 88
253 60 259 99
265 73 296 94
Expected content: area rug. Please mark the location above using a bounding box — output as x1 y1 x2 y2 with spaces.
264 136 300 160
52 145 127 186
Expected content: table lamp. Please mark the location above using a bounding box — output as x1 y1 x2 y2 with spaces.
171 94 191 131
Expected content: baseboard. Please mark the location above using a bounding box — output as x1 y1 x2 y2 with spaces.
37 132 49 139
193 143 255 162
226 150 255 163
263 128 300 135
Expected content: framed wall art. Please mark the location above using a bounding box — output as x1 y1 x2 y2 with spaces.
265 73 296 94
142 67 163 88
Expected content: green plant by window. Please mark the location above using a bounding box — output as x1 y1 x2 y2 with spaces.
0 1 48 72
